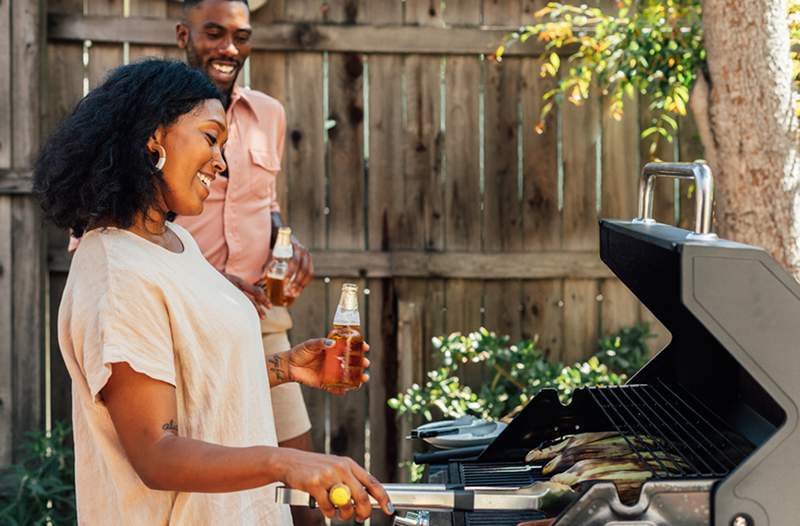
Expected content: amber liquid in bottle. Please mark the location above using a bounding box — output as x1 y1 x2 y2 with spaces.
321 284 364 390
264 227 294 306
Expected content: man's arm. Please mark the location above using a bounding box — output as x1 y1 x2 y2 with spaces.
101 362 391 521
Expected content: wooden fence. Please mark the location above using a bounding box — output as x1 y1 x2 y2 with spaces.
1 0 704 522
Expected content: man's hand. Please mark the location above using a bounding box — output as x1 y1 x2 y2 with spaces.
223 272 270 318
284 338 370 395
286 235 313 300
276 449 393 521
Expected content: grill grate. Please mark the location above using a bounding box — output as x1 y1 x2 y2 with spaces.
588 381 752 478
459 462 544 487
465 511 546 525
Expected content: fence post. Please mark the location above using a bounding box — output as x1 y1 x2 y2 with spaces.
0 0 46 467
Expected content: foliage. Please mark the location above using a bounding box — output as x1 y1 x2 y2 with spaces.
0 422 76 526
498 1 800 155
388 324 654 424
497 0 703 156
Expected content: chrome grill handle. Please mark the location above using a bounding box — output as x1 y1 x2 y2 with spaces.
634 161 716 237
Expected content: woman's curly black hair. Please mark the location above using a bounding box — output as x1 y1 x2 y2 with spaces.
34 59 221 237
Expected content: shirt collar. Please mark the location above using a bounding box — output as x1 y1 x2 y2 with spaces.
228 85 258 122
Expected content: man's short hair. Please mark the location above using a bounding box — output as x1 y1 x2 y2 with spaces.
182 0 249 12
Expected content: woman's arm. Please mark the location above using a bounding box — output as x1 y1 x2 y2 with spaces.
101 362 391 521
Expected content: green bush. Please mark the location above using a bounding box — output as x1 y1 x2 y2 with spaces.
388 323 654 423
0 422 76 525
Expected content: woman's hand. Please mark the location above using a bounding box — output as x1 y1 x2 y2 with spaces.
276 449 393 521
285 338 370 395
222 272 270 317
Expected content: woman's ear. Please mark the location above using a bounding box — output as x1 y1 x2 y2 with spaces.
146 127 167 154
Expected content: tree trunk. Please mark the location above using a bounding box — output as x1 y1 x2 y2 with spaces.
696 0 800 278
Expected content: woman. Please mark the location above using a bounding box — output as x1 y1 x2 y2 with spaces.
34 59 392 525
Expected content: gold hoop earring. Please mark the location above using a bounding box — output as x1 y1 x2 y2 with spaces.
154 145 166 171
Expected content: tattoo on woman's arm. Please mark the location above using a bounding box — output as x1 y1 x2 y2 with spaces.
162 420 178 434
268 354 286 381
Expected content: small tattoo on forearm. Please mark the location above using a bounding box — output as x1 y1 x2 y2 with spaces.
162 420 178 434
268 354 286 381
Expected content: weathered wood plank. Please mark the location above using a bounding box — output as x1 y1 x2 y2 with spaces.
49 249 615 278
285 53 326 249
87 0 124 89
0 170 34 194
129 0 179 62
251 0 285 24
0 197 13 465
483 57 522 252
367 54 404 251
445 55 481 252
562 91 600 252
562 279 599 364
323 0 369 24
395 289 425 482
483 0 523 25
521 280 564 361
405 0 445 27
483 281 522 342
0 0 11 169
442 0 481 25
521 56 560 251
11 197 45 459
12 0 43 168
45 43 83 137
403 54 445 251
48 14 567 56
285 0 324 22
367 277 397 483
328 52 365 250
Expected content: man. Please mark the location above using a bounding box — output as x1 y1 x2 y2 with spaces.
174 1 320 522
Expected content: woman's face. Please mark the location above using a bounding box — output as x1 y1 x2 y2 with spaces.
152 98 227 217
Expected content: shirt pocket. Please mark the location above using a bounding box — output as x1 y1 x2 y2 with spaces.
249 149 281 200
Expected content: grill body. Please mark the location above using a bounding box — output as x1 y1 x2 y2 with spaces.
422 218 800 526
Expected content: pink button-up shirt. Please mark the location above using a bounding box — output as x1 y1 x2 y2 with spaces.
175 86 285 285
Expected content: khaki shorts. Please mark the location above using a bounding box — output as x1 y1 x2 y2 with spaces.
261 307 312 443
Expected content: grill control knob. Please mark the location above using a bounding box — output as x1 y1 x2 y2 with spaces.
393 511 430 526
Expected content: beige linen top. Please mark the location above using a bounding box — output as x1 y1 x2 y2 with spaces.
58 223 293 525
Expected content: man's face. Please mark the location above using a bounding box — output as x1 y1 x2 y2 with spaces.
176 0 252 95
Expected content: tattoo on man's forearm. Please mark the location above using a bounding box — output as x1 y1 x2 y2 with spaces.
162 420 178 434
268 354 286 381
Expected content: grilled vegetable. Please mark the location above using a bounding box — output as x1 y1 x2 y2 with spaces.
549 457 686 486
543 447 687 475
524 431 618 462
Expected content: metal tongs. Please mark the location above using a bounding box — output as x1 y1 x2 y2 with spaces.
275 482 554 512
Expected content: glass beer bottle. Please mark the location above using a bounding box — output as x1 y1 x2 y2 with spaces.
322 283 364 390
264 227 294 307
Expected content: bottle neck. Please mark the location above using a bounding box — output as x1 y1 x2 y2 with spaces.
333 306 360 327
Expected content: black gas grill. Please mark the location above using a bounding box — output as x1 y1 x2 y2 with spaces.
278 162 800 526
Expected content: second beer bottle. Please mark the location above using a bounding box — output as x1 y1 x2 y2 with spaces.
264 226 295 307
321 283 364 390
